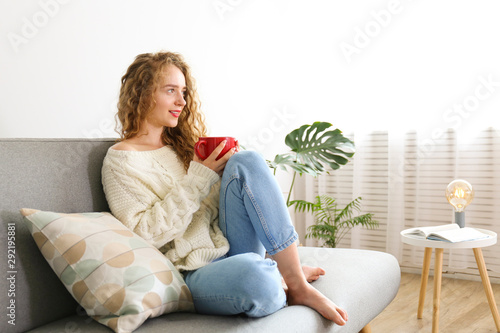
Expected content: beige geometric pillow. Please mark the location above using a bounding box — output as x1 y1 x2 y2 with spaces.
20 209 194 333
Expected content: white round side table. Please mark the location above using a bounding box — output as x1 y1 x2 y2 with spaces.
401 228 499 333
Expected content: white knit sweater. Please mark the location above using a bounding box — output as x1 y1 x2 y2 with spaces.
101 146 230 271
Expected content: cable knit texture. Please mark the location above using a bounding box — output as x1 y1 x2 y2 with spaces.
101 146 230 271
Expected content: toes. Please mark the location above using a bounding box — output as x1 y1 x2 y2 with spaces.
302 266 326 282
307 275 320 283
337 308 348 322
329 307 348 326
312 267 326 276
319 307 346 326
335 314 347 326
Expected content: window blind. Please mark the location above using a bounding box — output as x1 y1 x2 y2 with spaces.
298 128 500 281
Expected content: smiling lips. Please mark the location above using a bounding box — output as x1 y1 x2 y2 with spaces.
169 110 181 118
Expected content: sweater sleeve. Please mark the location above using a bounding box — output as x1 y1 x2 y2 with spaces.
102 155 220 248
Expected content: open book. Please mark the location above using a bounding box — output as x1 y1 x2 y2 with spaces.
405 224 491 243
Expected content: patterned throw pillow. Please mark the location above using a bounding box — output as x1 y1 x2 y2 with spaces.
20 209 194 333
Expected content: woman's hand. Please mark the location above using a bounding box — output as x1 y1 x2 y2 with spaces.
193 140 236 176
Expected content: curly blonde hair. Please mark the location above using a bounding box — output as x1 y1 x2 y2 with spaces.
116 51 207 170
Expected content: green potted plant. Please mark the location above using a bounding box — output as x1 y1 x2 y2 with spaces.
290 195 378 248
267 121 378 247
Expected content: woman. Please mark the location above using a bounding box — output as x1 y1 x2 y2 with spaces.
101 51 348 325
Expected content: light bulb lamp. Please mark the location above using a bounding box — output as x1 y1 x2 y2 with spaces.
445 179 474 228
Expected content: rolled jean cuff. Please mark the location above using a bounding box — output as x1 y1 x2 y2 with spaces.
266 231 299 256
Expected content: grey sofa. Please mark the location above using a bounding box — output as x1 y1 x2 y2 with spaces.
0 138 400 333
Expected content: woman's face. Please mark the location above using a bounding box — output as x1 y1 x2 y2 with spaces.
146 65 187 129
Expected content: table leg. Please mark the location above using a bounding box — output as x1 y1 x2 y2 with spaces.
359 323 372 333
418 247 433 319
432 248 443 333
473 248 500 332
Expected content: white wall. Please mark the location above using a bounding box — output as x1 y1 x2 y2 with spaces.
1 0 499 160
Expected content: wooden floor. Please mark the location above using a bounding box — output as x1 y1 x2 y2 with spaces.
370 272 500 333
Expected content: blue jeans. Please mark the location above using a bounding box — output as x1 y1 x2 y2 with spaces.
184 151 298 317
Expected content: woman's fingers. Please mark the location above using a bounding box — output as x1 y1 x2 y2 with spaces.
211 148 235 176
208 141 227 160
219 146 236 162
198 141 236 175
193 140 237 176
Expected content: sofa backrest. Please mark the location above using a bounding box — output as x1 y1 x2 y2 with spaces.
0 138 115 333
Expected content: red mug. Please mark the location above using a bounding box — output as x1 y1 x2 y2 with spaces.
194 137 238 160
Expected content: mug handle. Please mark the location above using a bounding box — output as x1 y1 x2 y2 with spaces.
194 139 208 160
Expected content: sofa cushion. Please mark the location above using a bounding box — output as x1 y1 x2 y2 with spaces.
20 209 194 333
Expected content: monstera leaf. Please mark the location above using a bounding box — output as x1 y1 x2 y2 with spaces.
267 153 318 176
269 122 355 177
268 122 355 206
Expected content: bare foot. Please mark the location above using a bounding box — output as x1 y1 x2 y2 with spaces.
271 243 347 325
282 266 325 296
282 266 326 298
302 265 326 282
287 283 348 326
